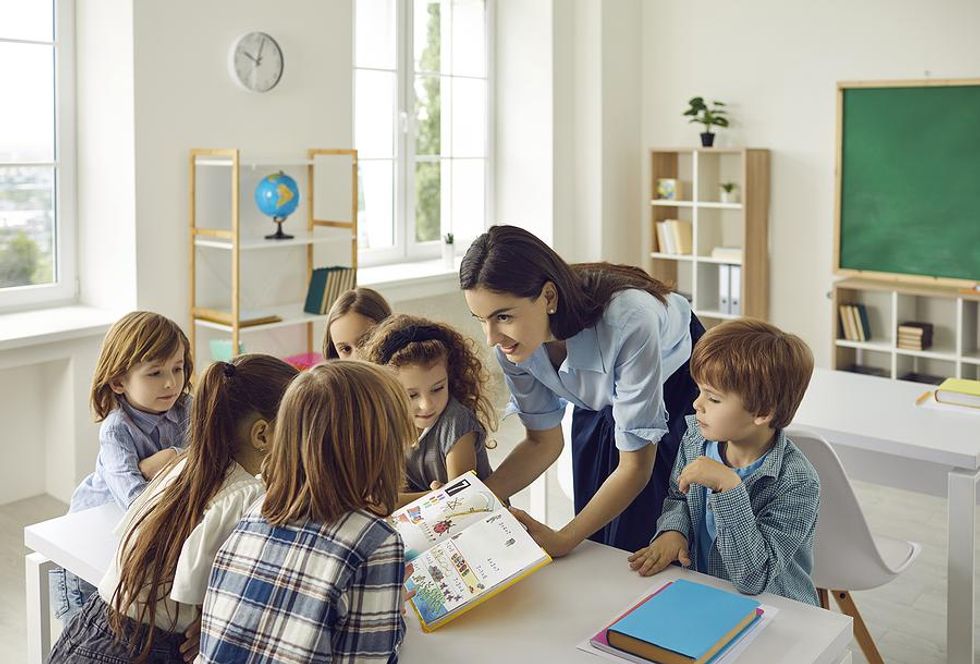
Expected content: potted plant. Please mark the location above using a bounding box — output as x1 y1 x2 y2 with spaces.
442 232 455 269
683 97 729 147
720 182 738 204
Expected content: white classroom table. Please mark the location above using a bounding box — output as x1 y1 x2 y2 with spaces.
793 368 980 664
24 501 852 664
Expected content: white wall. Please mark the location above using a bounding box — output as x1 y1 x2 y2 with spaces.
132 0 354 324
494 0 554 245
640 0 980 364
76 0 137 311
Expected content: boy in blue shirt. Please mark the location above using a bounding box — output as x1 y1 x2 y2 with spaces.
629 318 821 605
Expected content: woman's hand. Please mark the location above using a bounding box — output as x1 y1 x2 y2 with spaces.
508 507 577 558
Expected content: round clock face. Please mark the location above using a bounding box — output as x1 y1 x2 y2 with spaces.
229 31 283 93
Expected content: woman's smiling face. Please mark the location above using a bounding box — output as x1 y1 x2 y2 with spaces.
464 285 556 364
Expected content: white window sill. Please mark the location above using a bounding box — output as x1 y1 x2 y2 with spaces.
0 305 119 352
358 258 462 303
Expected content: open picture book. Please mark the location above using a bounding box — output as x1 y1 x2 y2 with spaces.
389 472 552 631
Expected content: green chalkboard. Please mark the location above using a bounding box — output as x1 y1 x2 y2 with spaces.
839 84 980 282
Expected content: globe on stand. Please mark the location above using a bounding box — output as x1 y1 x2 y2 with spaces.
255 171 300 240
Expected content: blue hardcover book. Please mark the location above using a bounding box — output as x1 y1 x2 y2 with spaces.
606 579 760 664
303 268 329 315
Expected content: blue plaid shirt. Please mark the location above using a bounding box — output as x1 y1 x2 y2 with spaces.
69 395 191 512
199 500 406 663
655 416 821 605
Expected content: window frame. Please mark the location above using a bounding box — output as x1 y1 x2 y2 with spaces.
0 0 77 312
354 0 493 268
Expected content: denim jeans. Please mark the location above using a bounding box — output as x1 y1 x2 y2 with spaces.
47 594 185 664
48 567 97 625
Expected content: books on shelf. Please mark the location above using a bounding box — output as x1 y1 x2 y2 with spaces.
710 246 742 263
898 371 945 386
303 266 356 315
846 364 889 378
715 265 741 315
655 220 693 255
897 321 934 351
588 579 767 664
838 304 871 342
193 307 282 328
934 378 980 409
392 473 551 632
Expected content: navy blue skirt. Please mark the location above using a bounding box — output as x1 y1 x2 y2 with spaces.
571 313 705 553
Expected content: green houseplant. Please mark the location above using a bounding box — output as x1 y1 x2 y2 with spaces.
683 97 729 147
720 181 738 203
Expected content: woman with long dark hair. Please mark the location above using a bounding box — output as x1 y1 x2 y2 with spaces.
460 225 705 556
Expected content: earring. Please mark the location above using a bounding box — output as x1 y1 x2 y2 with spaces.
548 309 555 314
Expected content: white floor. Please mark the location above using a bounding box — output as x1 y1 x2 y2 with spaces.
5 411 978 662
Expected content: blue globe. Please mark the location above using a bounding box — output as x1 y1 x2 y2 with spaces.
254 171 300 221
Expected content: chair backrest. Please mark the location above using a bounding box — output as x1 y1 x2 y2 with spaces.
786 428 898 591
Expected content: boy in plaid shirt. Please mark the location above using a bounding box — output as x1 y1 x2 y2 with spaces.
629 319 821 605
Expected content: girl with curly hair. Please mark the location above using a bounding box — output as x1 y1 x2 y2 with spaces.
361 314 498 505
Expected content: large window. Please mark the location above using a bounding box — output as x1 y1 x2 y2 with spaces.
0 0 75 310
354 0 490 266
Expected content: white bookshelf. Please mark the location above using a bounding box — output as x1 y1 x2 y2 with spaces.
645 147 770 325
832 278 980 382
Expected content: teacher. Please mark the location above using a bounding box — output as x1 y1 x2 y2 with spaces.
460 225 704 557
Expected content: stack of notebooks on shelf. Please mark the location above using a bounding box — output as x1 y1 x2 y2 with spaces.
655 220 693 255
303 266 356 315
710 246 742 263
897 321 933 351
838 303 871 342
586 579 770 664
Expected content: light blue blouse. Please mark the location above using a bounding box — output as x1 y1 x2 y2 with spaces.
497 289 692 451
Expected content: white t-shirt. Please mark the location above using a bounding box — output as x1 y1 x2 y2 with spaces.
98 457 264 632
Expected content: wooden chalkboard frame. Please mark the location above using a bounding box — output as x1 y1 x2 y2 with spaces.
834 78 980 288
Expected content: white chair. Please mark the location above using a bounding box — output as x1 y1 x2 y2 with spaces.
787 428 921 664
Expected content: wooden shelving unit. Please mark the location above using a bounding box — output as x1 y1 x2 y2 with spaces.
831 278 980 383
188 148 358 366
645 147 770 324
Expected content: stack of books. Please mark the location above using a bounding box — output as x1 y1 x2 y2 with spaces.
655 220 693 255
588 579 768 664
897 322 933 351
838 304 871 341
303 266 356 315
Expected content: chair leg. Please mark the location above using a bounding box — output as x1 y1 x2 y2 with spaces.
817 587 830 610
832 590 884 664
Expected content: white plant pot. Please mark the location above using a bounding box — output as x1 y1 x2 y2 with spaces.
720 191 739 204
442 243 455 269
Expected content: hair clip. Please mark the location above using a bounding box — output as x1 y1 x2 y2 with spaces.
222 362 237 378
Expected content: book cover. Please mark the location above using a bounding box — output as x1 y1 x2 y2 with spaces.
303 268 329 315
729 266 741 316
935 378 980 409
856 304 872 341
606 579 760 664
718 265 731 314
709 246 742 263
670 220 693 255
657 221 677 254
391 473 551 632
585 582 773 664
